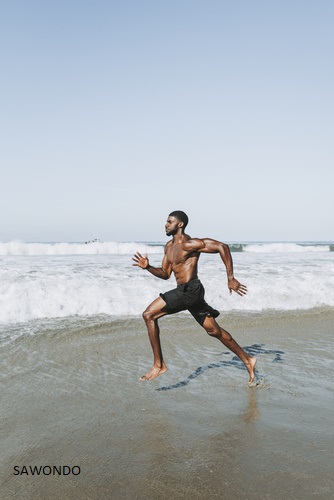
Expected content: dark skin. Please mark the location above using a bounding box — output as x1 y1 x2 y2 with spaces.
132 215 256 384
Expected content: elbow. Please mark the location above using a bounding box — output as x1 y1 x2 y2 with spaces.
220 243 230 259
221 242 229 253
161 270 170 280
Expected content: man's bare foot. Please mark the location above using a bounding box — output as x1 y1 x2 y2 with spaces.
246 357 257 384
140 363 167 381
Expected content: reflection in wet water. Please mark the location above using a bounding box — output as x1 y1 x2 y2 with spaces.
157 344 284 391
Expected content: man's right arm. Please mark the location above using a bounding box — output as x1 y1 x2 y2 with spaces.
132 250 172 280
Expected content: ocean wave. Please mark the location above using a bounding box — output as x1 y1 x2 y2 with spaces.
0 241 164 256
243 243 330 253
0 251 333 326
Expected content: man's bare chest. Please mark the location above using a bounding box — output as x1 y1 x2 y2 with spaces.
166 244 198 267
165 244 188 265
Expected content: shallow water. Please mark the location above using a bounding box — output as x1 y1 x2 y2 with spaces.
1 309 333 499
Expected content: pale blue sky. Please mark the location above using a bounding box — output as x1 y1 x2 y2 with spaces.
1 0 333 242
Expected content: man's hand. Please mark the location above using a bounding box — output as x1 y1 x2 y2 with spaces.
132 252 149 269
228 278 247 296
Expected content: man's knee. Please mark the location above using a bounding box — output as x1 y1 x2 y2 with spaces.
142 307 152 322
142 306 160 322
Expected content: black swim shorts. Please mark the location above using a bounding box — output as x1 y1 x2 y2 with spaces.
160 278 220 326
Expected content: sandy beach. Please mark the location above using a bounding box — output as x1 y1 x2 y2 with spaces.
1 308 333 499
2 0 333 496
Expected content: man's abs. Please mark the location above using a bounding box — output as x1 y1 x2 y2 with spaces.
172 260 199 285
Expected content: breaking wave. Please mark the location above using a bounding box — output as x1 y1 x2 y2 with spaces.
241 243 331 253
0 241 164 256
0 241 332 256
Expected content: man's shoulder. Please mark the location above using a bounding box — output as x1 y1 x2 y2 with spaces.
182 236 205 251
188 236 202 242
164 240 173 251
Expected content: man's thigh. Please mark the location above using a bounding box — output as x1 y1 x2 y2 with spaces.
188 301 220 326
144 296 170 320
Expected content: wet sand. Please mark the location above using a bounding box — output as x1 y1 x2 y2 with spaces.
1 309 334 499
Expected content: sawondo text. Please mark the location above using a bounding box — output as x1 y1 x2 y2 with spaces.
13 465 81 476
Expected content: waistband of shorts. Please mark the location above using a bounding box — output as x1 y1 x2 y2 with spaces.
177 278 201 289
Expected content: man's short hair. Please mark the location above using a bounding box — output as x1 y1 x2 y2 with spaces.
169 210 189 230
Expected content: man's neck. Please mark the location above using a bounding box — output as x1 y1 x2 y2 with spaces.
172 231 187 244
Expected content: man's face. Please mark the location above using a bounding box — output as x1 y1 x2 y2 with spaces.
165 216 182 236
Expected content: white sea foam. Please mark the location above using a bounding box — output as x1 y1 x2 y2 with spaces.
0 248 333 326
0 241 164 256
0 241 331 256
244 243 330 253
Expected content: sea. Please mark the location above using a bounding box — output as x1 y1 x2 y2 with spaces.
1 240 334 499
0 240 333 343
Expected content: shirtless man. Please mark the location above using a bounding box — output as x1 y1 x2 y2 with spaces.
132 211 256 384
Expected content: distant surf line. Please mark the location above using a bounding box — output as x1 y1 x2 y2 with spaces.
0 241 332 256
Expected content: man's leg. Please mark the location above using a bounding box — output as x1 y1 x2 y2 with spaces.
140 296 169 381
202 316 257 383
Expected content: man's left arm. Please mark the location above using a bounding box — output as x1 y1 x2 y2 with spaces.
198 238 247 296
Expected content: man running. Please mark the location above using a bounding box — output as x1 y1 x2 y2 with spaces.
132 211 256 384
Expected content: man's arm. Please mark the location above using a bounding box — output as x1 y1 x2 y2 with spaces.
132 250 172 280
184 238 247 296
